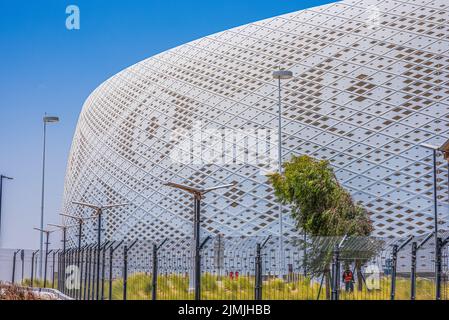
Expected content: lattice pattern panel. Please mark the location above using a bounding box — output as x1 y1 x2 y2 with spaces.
63 0 449 246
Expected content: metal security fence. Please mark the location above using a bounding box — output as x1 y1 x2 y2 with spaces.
7 234 449 300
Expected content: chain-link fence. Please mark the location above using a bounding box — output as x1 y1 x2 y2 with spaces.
6 234 449 300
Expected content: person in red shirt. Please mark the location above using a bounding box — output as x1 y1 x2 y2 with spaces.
342 268 354 292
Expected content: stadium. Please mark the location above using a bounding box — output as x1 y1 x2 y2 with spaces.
62 0 449 248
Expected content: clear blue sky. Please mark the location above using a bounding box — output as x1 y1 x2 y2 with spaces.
0 0 335 249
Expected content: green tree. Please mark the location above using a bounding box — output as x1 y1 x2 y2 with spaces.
267 155 374 297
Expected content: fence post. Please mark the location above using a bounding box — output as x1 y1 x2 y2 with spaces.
109 246 114 300
93 247 98 300
91 248 96 300
68 249 73 297
123 239 138 301
194 236 211 301
20 250 25 285
52 251 57 289
83 247 89 300
101 244 107 300
78 247 83 300
108 240 123 301
254 243 262 300
410 242 417 300
254 236 271 300
87 247 93 300
74 248 78 298
61 250 65 294
57 251 61 291
93 247 97 300
390 244 398 300
65 249 70 296
303 232 307 277
152 244 158 300
63 250 67 294
31 251 37 287
123 245 128 301
61 250 66 294
151 239 167 301
436 237 442 300
12 249 19 283
331 244 340 301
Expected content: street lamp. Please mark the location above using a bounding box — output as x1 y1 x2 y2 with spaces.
71 201 129 300
272 69 293 276
0 174 13 245
164 181 235 300
60 213 96 250
33 227 56 288
39 115 59 278
420 142 449 300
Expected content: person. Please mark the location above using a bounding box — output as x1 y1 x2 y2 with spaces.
342 268 354 292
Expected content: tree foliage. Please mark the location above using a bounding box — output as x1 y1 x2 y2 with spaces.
267 155 373 237
268 155 376 296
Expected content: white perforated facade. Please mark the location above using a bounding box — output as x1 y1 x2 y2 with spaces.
63 0 449 245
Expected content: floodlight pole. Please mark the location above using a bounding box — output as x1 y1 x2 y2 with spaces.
164 182 234 300
421 143 445 300
390 235 414 300
273 69 293 277
39 115 59 278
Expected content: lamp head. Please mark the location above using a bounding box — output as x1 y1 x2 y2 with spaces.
43 116 59 123
272 70 293 80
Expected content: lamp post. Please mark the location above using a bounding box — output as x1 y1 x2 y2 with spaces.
164 181 235 300
33 227 55 287
72 201 129 300
0 174 13 246
272 69 293 276
39 115 59 278
420 142 449 300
